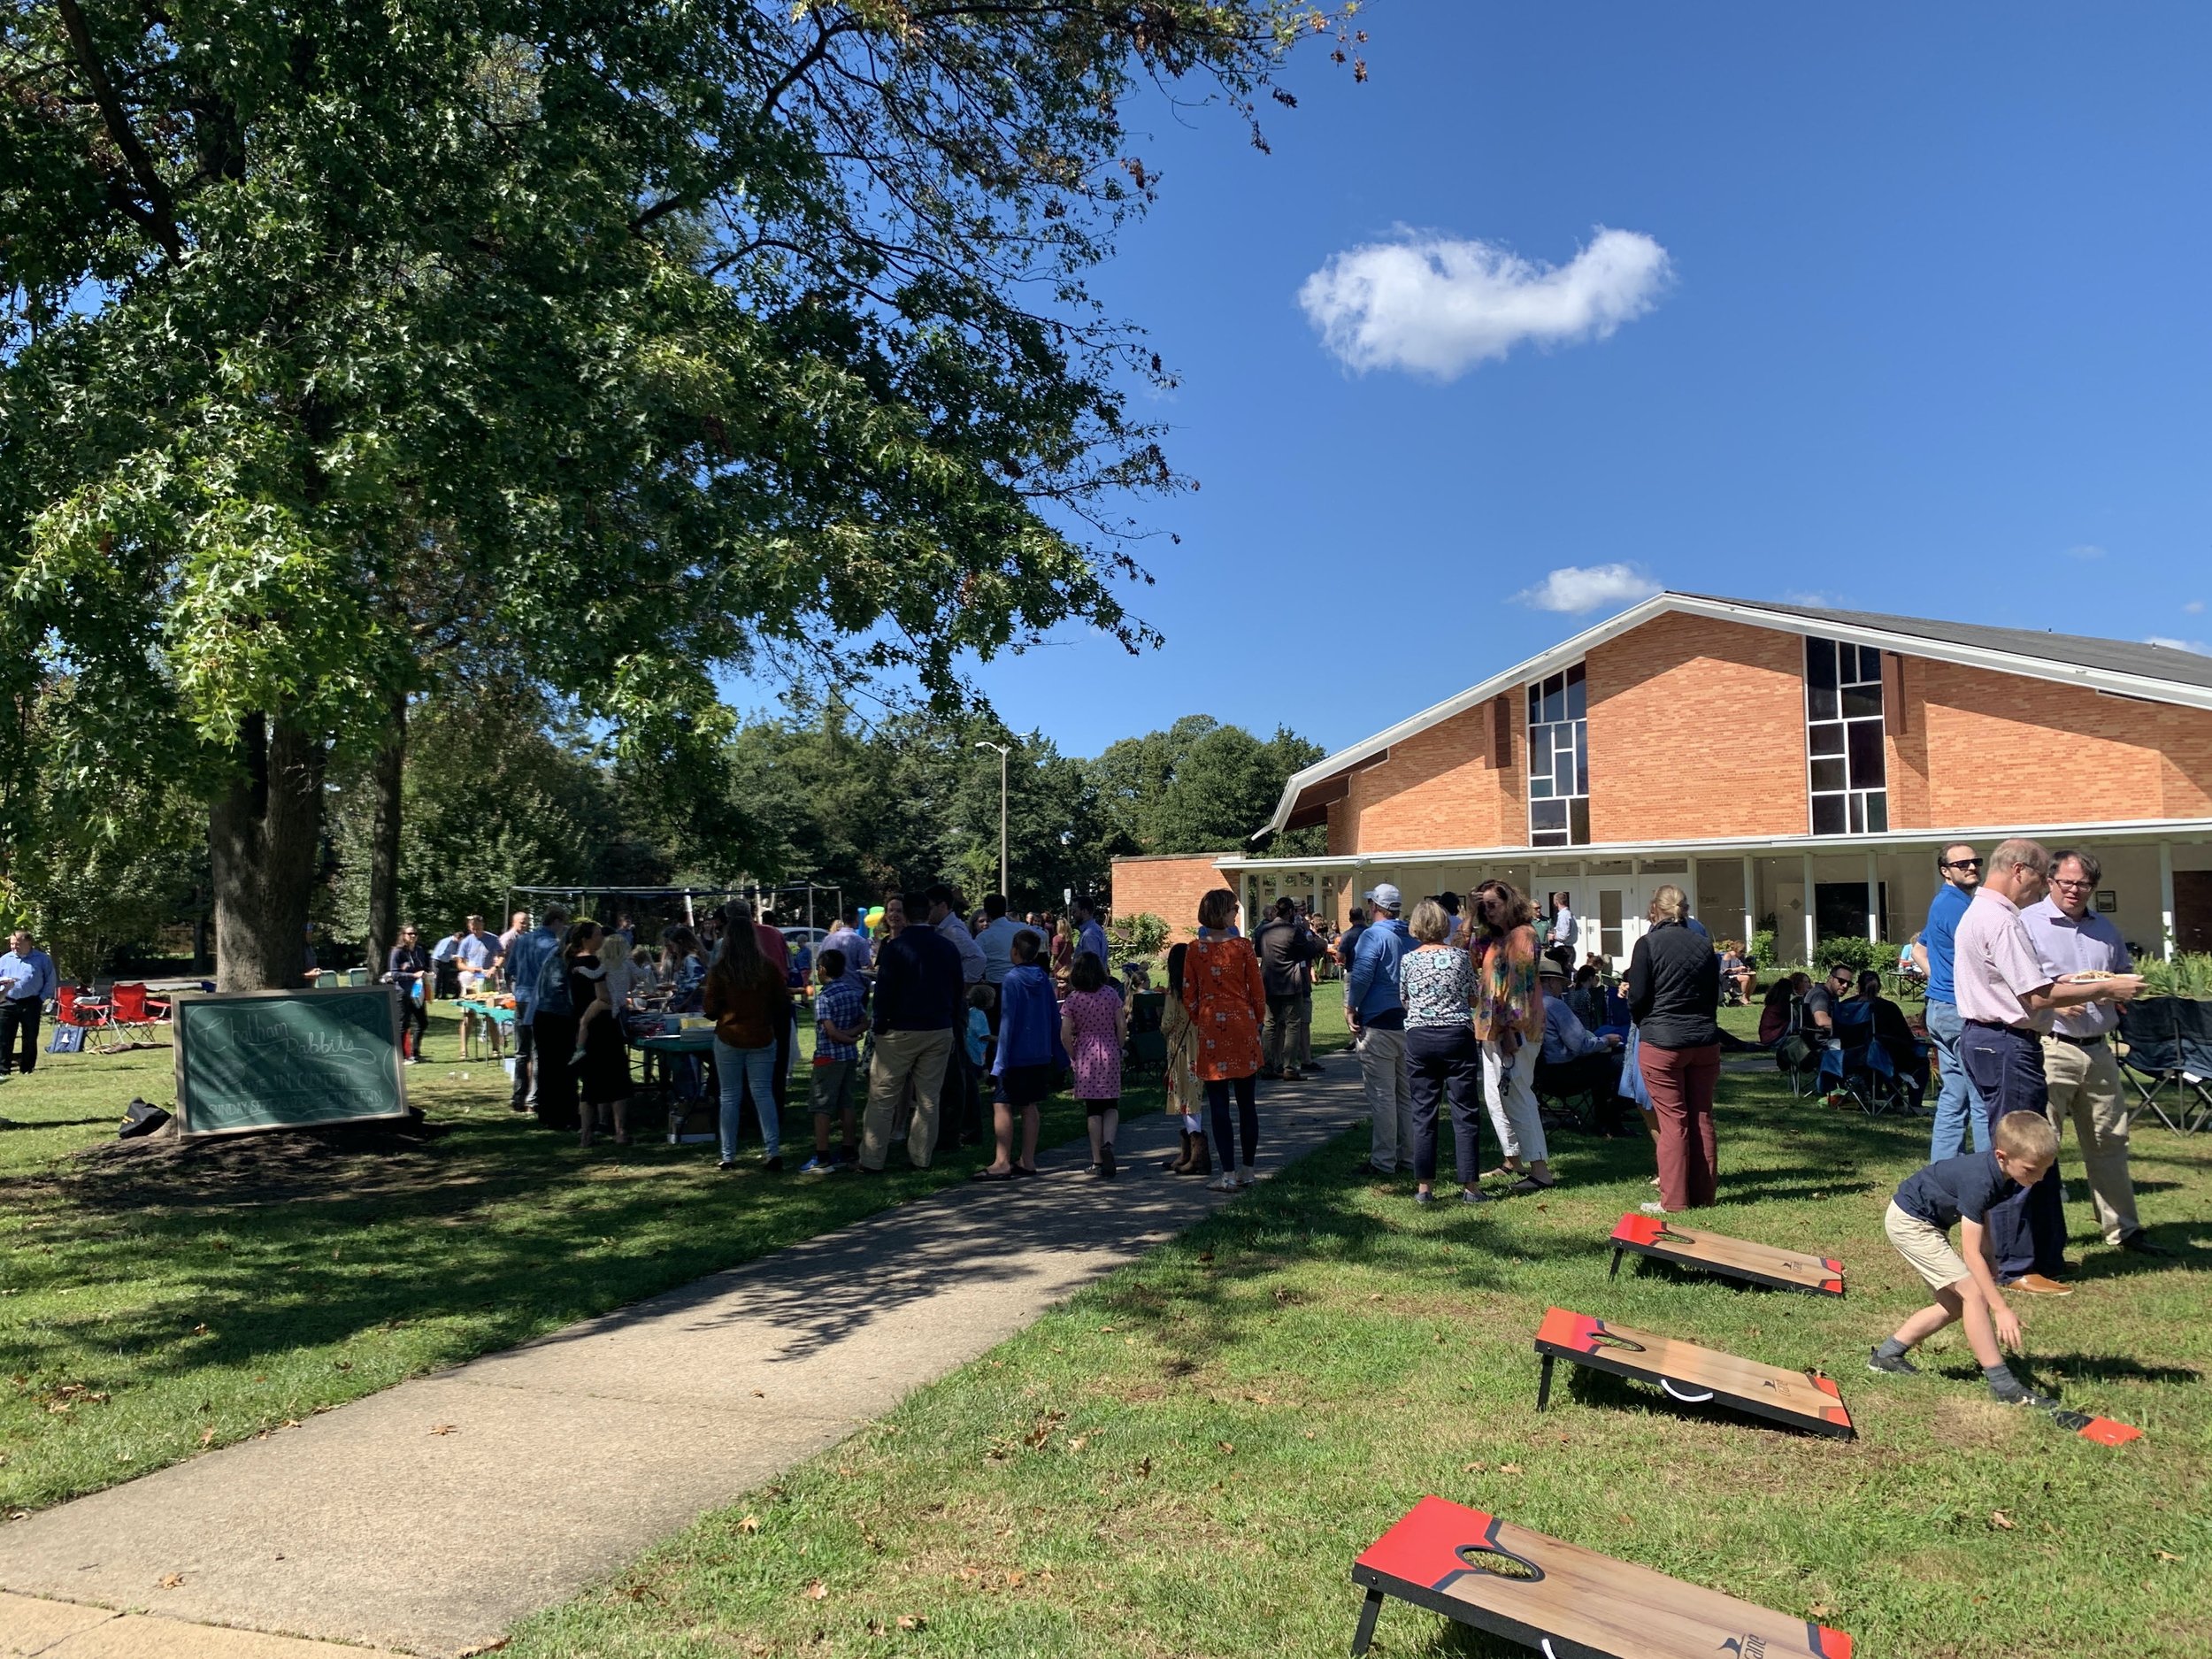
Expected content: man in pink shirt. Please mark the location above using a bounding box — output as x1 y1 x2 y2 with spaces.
1952 838 2141 1295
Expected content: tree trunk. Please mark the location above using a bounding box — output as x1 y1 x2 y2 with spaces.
209 712 326 991
365 690 407 979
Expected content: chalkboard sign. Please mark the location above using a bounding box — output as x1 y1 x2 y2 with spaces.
173 987 408 1139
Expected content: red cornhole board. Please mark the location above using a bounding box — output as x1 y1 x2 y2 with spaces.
1609 1212 1845 1297
2052 1408 2143 1447
1533 1308 1855 1440
1350 1494 1854 1659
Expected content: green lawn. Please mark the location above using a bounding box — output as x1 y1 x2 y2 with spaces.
503 1009 2212 1659
0 1003 1095 1515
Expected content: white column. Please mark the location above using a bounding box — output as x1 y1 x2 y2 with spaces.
1864 849 1881 942
1801 852 1816 964
1740 854 1756 950
2159 841 2177 960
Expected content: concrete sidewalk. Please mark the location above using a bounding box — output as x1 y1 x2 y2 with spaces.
0 1076 1363 1656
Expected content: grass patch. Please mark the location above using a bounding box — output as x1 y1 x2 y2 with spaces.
0 1002 1104 1514
505 1009 2212 1659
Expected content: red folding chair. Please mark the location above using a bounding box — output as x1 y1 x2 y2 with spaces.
107 982 172 1047
55 985 123 1054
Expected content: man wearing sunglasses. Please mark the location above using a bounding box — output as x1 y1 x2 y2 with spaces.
1915 843 1986 1159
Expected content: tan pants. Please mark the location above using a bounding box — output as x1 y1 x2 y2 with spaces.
2041 1035 2139 1244
861 1028 951 1171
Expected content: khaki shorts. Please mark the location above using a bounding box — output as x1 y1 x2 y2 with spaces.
1885 1201 1970 1292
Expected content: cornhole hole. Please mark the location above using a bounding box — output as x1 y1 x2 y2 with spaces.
1609 1212 1845 1297
1533 1308 1855 1440
1350 1494 1855 1659
2052 1408 2142 1447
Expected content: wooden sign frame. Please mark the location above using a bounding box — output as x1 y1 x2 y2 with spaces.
1351 1494 1855 1659
1533 1308 1855 1440
1609 1213 1845 1297
173 986 409 1141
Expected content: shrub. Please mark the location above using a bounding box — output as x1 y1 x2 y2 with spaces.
1747 929 1778 970
2137 952 2212 1001
1106 910 1171 962
1814 934 1885 978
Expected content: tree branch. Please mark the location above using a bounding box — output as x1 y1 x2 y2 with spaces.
53 0 181 260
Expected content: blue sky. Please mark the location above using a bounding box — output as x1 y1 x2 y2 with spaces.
760 4 2212 760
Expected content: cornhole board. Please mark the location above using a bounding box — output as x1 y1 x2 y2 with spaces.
2052 1408 2143 1447
1350 1494 1854 1659
1609 1212 1845 1297
1533 1308 1855 1440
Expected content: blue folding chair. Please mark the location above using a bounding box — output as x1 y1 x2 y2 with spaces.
1815 1001 1893 1115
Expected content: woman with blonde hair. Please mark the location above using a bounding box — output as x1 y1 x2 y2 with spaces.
1626 882 1722 1213
1184 887 1266 1191
1470 879 1553 1192
1400 898 1486 1205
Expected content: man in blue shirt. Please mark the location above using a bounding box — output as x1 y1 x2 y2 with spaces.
1072 895 1111 972
1346 883 1416 1176
503 904 569 1115
1913 843 1985 1158
1535 961 1625 1133
0 932 58 1077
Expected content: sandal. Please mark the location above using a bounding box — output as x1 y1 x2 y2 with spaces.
1508 1174 1556 1194
1479 1164 1522 1182
969 1167 1017 1183
1012 1164 1041 1179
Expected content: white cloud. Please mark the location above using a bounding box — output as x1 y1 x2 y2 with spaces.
1781 589 1847 608
2143 635 2208 655
2064 543 2107 561
1516 563 1663 614
1298 227 1671 380
2185 599 2205 614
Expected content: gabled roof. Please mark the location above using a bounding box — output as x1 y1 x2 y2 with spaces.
1257 591 2212 839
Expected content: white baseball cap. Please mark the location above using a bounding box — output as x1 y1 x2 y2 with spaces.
1363 883 1402 911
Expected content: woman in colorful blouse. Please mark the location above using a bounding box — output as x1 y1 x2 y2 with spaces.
1470 879 1554 1192
1184 887 1266 1193
1399 898 1488 1206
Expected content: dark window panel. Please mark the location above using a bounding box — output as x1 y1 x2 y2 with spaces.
1811 757 1847 793
1865 791 1889 833
1532 800 1567 831
1807 636 1838 690
1569 797 1590 845
1528 684 1541 722
1809 686 1839 721
1531 773 1553 800
1574 725 1589 795
1848 719 1886 787
1810 723 1846 757
1542 677 1564 726
1530 724 1552 774
1812 794 1847 836
1565 663 1586 720
1842 683 1883 720
1848 793 1865 834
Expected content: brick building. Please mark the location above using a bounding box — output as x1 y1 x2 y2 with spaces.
1110 594 2212 967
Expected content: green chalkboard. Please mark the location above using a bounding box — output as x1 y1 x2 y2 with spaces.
173 987 409 1139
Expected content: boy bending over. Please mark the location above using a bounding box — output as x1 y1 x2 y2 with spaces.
1870 1111 2062 1408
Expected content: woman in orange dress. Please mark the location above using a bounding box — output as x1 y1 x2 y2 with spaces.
1183 887 1266 1192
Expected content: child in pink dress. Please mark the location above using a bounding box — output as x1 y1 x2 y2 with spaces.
1060 949 1129 1179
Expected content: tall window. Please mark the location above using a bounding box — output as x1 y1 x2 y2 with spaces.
1805 637 1886 834
1528 663 1589 847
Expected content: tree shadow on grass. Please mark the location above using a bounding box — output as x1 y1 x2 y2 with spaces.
2024 1351 2204 1387
2066 1233 2212 1282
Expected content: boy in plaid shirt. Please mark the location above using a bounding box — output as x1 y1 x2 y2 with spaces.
802 949 866 1172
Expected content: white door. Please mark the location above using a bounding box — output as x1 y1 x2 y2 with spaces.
1588 880 1646 974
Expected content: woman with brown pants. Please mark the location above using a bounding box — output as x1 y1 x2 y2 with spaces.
1625 884 1722 1212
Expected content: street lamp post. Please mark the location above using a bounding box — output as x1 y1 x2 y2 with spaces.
973 741 1011 898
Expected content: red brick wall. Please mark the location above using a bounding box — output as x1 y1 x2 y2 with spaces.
1584 611 1809 841
1110 855 1231 943
1333 702 1517 855
1916 660 2212 824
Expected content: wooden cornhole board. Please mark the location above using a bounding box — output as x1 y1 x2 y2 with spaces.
1350 1494 1855 1659
1609 1212 1845 1297
1533 1308 1855 1440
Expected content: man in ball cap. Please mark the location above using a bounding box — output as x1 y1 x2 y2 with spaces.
1346 882 1416 1176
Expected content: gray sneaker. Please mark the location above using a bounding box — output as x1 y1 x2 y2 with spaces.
1992 1385 2061 1410
1866 1347 1919 1377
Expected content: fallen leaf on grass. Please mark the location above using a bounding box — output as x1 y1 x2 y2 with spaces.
805 1579 827 1600
1499 1463 1524 1476
158 1573 184 1589
429 1424 457 1436
1462 1462 1487 1473
1217 1440 1234 1455
1135 1456 1152 1479
1067 1433 1090 1453
1990 1510 2015 1531
1007 1570 1025 1587
897 1614 926 1631
737 1515 760 1534
2155 1550 2181 1563
191 1324 208 1336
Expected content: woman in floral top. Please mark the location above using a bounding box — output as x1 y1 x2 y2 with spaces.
1399 898 1488 1206
1183 887 1267 1192
1470 879 1554 1192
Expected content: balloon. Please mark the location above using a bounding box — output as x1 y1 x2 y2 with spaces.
864 906 886 928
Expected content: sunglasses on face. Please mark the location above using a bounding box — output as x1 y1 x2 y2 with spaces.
1942 858 1982 871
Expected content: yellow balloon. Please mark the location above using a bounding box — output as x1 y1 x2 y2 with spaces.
864 906 886 928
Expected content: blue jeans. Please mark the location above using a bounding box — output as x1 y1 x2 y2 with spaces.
1924 999 1990 1160
1960 1021 2063 1280
713 1037 781 1160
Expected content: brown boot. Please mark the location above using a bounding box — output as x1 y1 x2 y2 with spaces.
1179 1132 1211 1178
1164 1130 1192 1173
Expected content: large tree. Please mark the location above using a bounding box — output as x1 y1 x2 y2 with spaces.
1 1 1360 987
1092 714 1324 856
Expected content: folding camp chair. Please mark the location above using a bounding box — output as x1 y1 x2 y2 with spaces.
106 982 172 1047
54 985 123 1055
1814 1002 1890 1115
2119 1001 2212 1134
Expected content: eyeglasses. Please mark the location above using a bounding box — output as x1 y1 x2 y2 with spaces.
2049 878 2094 892
1941 858 1982 872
